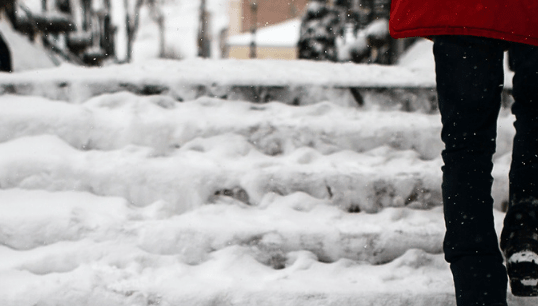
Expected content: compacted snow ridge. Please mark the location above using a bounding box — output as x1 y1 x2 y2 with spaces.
0 60 535 306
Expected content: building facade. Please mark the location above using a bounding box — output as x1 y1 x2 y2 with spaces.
228 0 309 37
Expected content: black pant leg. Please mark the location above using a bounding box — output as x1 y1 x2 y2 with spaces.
500 42 538 251
508 43 538 206
433 35 508 306
0 33 11 72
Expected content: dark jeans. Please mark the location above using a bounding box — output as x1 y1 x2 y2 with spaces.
434 35 538 306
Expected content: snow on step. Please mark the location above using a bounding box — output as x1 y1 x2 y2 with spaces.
0 59 437 104
0 58 435 88
0 92 515 160
0 133 443 214
0 188 445 263
0 188 449 306
0 188 521 306
0 93 515 211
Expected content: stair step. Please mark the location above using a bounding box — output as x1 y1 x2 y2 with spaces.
0 188 527 306
0 133 442 213
0 59 516 111
0 188 446 262
0 188 448 305
0 59 471 112
0 93 515 160
0 93 515 211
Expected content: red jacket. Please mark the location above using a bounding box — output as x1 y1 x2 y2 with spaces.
389 0 538 46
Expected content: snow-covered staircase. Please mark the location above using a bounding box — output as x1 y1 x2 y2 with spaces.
0 59 534 306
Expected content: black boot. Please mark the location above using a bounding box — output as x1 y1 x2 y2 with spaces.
501 202 538 296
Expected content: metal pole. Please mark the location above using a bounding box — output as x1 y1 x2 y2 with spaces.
198 0 210 58
249 1 257 59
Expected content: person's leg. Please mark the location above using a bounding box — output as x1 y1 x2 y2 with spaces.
434 35 508 306
0 33 11 72
500 42 538 296
506 42 538 206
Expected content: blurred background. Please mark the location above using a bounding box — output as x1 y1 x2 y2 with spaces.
0 0 419 70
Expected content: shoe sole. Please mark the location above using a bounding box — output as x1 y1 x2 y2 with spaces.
508 261 538 296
